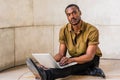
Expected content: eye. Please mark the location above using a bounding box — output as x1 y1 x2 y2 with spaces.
72 11 77 14
67 13 70 17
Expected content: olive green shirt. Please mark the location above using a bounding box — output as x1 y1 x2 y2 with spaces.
59 21 102 57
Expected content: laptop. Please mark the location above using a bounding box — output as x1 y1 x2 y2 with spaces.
32 53 77 68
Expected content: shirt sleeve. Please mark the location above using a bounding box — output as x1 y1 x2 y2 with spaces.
88 29 99 45
59 27 65 44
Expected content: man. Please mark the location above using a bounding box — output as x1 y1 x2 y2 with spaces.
26 4 105 80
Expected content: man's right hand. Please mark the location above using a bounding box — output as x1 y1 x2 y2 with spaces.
54 43 67 62
54 53 63 62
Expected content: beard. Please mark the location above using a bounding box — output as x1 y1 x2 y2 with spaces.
70 17 81 25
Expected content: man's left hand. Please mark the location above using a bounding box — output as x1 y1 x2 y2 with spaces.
59 57 73 66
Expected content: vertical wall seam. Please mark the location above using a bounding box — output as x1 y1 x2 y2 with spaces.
31 0 34 26
14 28 16 67
53 26 54 55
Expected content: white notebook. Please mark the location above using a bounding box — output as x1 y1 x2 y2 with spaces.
32 53 77 68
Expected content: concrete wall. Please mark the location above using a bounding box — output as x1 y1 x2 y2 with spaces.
0 0 120 71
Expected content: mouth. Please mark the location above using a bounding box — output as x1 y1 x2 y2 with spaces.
71 18 76 22
70 18 80 25
71 18 78 23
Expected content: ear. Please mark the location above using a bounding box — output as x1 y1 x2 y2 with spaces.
79 11 82 15
78 11 82 16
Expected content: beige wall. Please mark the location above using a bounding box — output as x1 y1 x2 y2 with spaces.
0 0 120 71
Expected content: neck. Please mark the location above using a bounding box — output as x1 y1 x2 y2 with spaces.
72 20 82 32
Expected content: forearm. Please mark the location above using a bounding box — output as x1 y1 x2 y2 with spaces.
54 43 67 62
54 53 63 62
71 45 97 64
70 54 94 64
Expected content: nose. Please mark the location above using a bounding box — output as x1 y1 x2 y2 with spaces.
70 14 74 19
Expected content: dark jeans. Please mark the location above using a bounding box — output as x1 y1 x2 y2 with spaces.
45 55 100 80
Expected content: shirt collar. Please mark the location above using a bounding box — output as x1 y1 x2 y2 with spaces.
68 20 85 32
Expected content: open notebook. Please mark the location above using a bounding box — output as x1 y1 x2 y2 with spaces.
32 53 77 68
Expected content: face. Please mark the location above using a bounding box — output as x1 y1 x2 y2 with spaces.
65 6 81 25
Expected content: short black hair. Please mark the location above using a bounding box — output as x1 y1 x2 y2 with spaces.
65 4 80 13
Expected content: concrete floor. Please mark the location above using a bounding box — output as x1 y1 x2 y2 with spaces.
0 59 120 80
